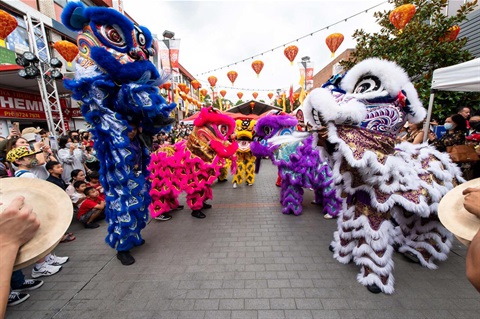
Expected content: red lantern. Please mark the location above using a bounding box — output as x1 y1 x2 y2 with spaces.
389 4 416 32
250 101 255 111
251 60 264 78
200 88 208 97
184 87 190 95
227 71 238 86
53 40 79 66
440 25 461 42
267 92 273 100
162 82 171 91
208 76 217 87
284 45 299 65
220 90 227 97
178 83 187 93
252 92 258 99
191 80 201 90
325 33 344 58
0 10 18 47
237 92 243 99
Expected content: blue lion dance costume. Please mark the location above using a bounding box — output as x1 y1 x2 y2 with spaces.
61 2 175 263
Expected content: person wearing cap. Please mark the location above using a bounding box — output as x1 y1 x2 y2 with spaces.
464 187 480 292
6 147 43 179
12 128 57 180
21 127 57 163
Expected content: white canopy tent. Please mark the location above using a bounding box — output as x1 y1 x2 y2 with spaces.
423 58 480 141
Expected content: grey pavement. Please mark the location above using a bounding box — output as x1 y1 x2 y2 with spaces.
6 160 479 319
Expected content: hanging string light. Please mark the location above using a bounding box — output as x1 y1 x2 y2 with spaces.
195 1 388 76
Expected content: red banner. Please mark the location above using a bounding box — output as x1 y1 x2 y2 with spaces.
0 88 72 120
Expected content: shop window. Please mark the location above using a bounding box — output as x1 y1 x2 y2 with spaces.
5 15 29 55
54 0 68 7
54 0 93 8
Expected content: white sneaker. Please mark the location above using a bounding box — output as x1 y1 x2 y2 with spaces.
31 263 62 278
233 182 237 189
46 253 69 266
323 213 334 220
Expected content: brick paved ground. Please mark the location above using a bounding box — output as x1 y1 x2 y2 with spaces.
6 160 480 319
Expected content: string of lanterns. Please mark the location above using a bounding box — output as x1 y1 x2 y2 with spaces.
170 1 461 111
195 1 388 77
191 1 461 98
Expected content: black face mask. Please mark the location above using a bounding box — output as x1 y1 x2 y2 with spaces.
470 121 480 131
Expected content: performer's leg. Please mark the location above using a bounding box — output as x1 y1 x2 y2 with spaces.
245 155 255 185
280 174 304 215
149 187 178 217
276 173 282 187
218 166 228 182
331 197 356 264
319 165 342 218
232 160 244 186
394 209 452 269
351 200 395 294
187 186 212 218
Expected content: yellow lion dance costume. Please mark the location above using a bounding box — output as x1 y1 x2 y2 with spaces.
233 118 256 188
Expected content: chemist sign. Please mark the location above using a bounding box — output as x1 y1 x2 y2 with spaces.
0 88 69 119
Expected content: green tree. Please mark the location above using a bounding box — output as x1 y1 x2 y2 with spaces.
341 0 479 120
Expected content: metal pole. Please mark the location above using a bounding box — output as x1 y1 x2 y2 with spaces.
423 90 436 143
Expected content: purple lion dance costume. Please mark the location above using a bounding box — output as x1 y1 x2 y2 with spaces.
302 58 463 294
251 113 342 216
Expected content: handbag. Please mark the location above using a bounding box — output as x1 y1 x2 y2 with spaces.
447 144 480 163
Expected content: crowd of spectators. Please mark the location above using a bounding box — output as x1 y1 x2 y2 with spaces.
0 106 478 307
150 123 193 151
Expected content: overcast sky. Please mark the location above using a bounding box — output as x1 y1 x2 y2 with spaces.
122 0 393 102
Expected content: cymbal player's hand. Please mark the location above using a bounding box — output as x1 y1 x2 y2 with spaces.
463 188 480 219
0 196 40 250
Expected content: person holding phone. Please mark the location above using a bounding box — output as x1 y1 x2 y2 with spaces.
0 123 21 154
428 114 468 152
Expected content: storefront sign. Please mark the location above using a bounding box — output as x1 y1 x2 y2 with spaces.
0 46 17 64
0 88 70 120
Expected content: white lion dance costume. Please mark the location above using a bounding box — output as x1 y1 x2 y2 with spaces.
302 58 463 294
232 119 256 188
61 3 175 264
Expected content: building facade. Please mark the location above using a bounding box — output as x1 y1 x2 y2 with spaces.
0 0 198 138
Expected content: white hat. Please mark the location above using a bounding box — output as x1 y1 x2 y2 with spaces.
0 178 73 270
21 127 42 142
438 178 480 245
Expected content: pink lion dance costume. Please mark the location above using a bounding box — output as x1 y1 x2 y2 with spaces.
302 58 463 294
148 108 238 218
